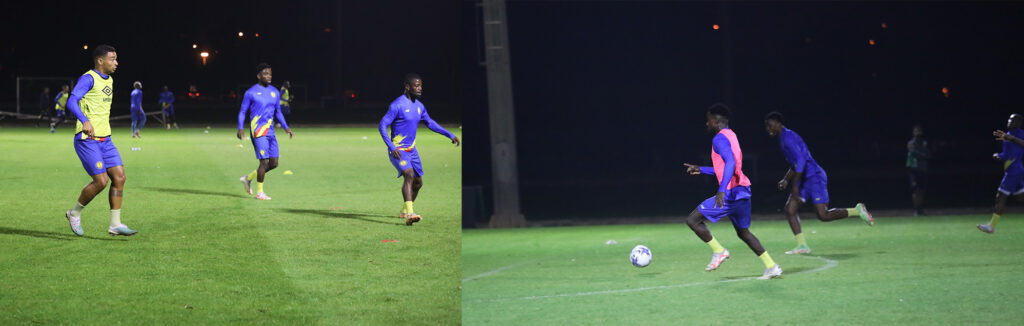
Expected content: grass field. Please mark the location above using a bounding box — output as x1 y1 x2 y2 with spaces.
0 126 461 325
463 214 1024 325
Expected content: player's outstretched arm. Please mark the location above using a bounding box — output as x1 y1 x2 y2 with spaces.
994 130 1024 147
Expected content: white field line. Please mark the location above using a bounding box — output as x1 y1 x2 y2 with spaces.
465 255 838 304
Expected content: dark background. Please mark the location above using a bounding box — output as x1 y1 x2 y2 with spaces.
0 0 461 124
463 1 1024 224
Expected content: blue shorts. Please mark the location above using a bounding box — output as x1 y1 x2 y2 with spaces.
73 134 123 176
131 110 145 121
696 196 752 229
389 148 423 177
791 176 830 204
998 173 1024 195
163 107 175 115
252 135 279 159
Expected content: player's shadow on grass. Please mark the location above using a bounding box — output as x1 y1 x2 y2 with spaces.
276 208 403 226
142 187 249 199
0 226 125 241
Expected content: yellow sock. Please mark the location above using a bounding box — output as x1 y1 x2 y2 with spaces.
706 237 725 253
246 170 257 181
795 233 807 246
759 252 776 268
990 214 1001 227
404 201 414 214
846 208 859 217
256 182 264 194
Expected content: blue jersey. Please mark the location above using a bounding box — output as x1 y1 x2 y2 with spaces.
1000 128 1024 174
238 84 289 138
778 128 826 180
378 94 455 153
130 89 143 112
159 91 174 110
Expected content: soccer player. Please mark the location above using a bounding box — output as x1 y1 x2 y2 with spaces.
378 73 460 226
907 124 931 216
682 104 781 279
979 113 1024 234
159 86 177 130
52 84 70 131
64 44 138 237
280 81 292 116
130 81 146 138
764 111 872 255
237 63 293 200
37 87 53 130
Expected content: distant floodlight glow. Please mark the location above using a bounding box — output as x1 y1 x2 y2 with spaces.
238 32 244 37
83 44 88 50
712 24 719 30
192 44 197 49
200 52 209 58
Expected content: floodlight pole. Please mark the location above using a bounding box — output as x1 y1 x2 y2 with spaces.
482 0 526 228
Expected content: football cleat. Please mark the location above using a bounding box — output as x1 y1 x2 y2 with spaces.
108 224 137 236
240 176 253 195
977 224 994 234
758 264 783 280
785 245 811 255
405 213 422 226
255 192 272 200
705 249 730 271
857 203 874 226
65 210 83 237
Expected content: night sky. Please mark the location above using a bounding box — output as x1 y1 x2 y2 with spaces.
0 0 462 123
463 1 1024 221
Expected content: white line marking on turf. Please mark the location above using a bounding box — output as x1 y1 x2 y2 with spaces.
465 255 838 303
462 259 543 283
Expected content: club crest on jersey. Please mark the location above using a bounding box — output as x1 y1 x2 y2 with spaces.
417 107 421 114
405 109 410 112
102 86 112 96
271 92 276 98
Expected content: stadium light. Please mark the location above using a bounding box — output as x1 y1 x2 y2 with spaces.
941 87 950 98
83 44 88 50
238 31 244 38
255 33 260 38
192 44 197 49
200 51 209 65
868 39 876 46
881 22 887 29
712 24 719 30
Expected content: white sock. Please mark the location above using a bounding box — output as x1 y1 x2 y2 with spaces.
110 209 121 228
71 202 85 217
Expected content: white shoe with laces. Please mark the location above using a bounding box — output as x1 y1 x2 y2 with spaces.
758 264 783 280
705 249 730 271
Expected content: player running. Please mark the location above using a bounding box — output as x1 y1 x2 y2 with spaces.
52 84 70 131
763 111 872 254
238 63 293 200
979 113 1024 234
683 104 781 280
378 73 460 226
159 86 177 130
64 44 137 237
130 81 146 138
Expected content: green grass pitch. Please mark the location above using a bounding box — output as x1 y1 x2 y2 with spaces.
463 215 1024 325
0 126 460 325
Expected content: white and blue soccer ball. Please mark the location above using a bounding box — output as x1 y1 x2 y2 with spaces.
630 245 652 268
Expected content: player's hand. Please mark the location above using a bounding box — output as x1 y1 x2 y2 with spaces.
285 129 293 139
777 178 789 191
391 149 402 160
994 153 1002 161
81 121 95 137
237 129 244 140
683 163 701 175
994 130 1009 141
715 192 725 208
451 136 461 147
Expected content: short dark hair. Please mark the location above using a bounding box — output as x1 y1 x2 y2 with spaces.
256 63 272 74
708 103 732 119
92 44 116 60
404 73 422 86
764 111 784 124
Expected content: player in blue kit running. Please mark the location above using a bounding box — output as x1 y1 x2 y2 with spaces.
683 104 780 279
764 112 872 254
379 73 460 226
130 81 146 138
238 63 293 200
980 113 1024 233
64 44 137 237
159 86 177 130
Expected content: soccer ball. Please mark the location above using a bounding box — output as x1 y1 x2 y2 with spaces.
630 245 652 268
